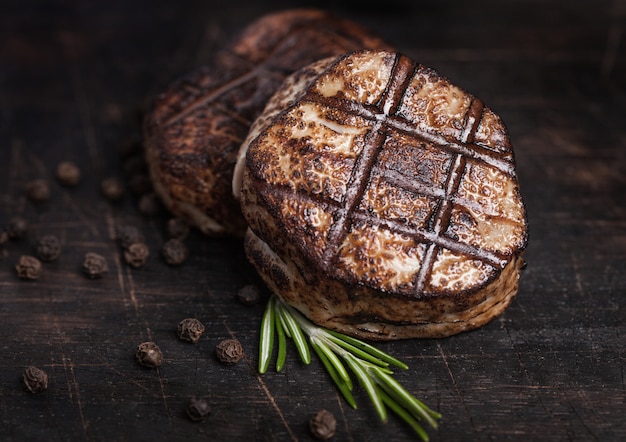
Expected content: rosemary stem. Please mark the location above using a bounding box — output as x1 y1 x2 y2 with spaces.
266 296 440 439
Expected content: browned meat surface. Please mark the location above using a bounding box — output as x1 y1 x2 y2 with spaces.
239 50 528 339
143 9 390 236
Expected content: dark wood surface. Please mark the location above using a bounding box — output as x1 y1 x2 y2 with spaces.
1 1 625 440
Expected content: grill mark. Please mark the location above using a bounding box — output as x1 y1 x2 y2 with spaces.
351 212 508 268
413 99 485 293
384 168 447 200
163 15 385 129
383 168 494 217
251 54 516 294
164 67 263 127
322 123 385 267
303 93 514 176
256 180 508 269
322 54 416 268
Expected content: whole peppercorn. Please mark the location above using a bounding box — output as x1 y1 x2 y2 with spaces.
123 242 149 268
25 179 50 203
215 338 244 365
116 225 145 249
15 255 42 280
177 318 205 344
309 409 337 440
186 397 211 422
35 235 62 262
6 217 29 240
56 161 81 187
100 176 125 201
138 192 161 217
81 252 109 279
237 284 261 306
161 239 188 266
166 218 189 240
22 366 48 393
135 341 163 368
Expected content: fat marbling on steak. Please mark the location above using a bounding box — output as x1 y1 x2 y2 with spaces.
143 9 390 236
237 50 528 339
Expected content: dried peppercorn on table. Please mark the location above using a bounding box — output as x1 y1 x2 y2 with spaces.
1 1 625 440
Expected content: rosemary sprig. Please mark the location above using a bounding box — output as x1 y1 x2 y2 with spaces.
258 295 441 441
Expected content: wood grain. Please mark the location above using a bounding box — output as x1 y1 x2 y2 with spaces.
0 0 624 440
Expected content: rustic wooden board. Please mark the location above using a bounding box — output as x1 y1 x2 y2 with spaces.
1 1 625 440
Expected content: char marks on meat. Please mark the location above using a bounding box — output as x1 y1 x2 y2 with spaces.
239 50 528 339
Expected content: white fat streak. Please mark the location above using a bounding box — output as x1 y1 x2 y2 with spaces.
385 252 423 287
292 103 368 156
316 51 390 104
430 253 485 290
316 76 345 97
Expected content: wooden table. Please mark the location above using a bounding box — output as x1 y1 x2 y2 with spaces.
1 1 624 440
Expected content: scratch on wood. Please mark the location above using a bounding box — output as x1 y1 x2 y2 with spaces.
62 191 100 237
570 252 598 357
255 373 298 442
566 390 599 440
105 211 140 322
209 286 298 441
156 367 173 428
335 390 354 442
98 361 163 397
125 266 141 323
104 210 170 426
61 354 89 437
615 328 626 397
501 321 553 417
437 343 477 435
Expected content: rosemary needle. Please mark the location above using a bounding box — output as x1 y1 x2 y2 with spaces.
258 295 441 441
258 296 275 374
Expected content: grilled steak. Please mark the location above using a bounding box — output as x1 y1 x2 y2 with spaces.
143 9 390 236
238 50 528 339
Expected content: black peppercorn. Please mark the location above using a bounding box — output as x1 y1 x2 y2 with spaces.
56 161 81 187
237 284 261 306
186 397 211 422
25 179 50 203
309 409 337 440
215 338 244 364
116 225 145 249
35 235 62 262
15 255 42 280
23 366 48 393
123 242 149 268
81 252 109 279
177 318 205 344
100 177 125 201
135 342 163 368
138 192 161 216
161 239 188 266
6 217 28 240
166 218 189 240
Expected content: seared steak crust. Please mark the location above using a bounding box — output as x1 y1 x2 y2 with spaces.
240 50 528 339
143 9 390 236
